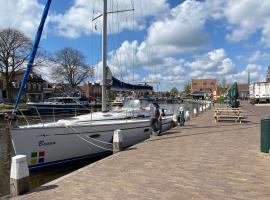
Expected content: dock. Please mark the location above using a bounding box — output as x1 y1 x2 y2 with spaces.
15 101 270 200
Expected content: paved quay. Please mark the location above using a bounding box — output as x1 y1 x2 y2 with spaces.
15 101 270 200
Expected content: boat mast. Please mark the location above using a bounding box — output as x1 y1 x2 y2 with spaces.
102 0 108 112
13 0 52 112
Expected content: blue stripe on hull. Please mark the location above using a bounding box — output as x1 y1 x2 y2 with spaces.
29 151 112 173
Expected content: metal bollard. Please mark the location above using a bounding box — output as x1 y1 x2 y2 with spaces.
199 106 202 113
10 155 29 197
113 129 123 153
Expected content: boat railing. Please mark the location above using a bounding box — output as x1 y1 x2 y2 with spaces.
15 105 161 127
16 106 93 127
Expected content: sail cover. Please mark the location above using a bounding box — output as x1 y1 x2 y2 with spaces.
111 76 153 91
105 66 152 91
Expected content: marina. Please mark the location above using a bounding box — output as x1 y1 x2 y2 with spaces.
1 0 270 199
11 101 270 200
0 102 200 198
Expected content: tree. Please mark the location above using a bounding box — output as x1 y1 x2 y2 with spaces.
170 87 178 96
183 82 191 95
0 28 32 100
51 48 94 88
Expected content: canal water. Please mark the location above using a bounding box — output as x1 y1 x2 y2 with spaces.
0 103 202 197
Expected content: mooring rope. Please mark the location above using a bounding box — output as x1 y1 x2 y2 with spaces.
67 125 113 145
65 125 115 152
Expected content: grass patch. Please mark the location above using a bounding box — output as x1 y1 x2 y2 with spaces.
0 104 13 110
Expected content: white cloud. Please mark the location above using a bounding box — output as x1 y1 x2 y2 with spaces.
0 0 44 38
51 0 169 38
226 64 262 83
223 0 270 46
186 48 236 76
237 50 270 62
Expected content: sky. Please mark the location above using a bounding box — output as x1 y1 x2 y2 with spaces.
1 0 270 91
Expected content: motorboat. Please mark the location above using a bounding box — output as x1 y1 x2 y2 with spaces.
111 95 125 107
27 96 89 114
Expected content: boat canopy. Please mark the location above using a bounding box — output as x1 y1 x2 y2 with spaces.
111 76 153 91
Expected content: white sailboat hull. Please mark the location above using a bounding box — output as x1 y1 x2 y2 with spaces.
11 117 174 171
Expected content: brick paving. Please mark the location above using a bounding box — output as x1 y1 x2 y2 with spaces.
15 101 270 200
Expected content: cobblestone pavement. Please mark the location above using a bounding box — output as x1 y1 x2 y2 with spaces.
16 101 270 200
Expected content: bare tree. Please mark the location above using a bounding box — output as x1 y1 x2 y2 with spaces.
0 28 32 99
51 48 94 88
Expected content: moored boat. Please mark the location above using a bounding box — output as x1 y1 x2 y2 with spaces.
12 99 175 171
27 96 89 114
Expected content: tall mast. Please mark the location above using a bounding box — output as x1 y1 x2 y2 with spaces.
13 0 52 112
102 0 107 112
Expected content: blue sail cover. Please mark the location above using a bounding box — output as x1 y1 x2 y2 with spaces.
111 77 153 91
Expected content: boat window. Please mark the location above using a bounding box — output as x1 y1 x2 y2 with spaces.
63 99 74 103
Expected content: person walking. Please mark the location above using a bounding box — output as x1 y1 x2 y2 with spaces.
150 103 162 136
178 107 185 127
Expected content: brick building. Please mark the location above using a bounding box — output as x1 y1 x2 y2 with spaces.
191 79 218 100
81 82 102 101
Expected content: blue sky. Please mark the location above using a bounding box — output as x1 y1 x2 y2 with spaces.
1 0 270 91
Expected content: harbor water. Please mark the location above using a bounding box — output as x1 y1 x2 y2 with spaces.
0 102 203 197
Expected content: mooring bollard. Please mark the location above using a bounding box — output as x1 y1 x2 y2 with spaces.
113 129 123 153
185 110 190 121
10 155 29 197
193 108 197 117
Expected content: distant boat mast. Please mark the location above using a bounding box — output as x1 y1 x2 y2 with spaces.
102 0 108 112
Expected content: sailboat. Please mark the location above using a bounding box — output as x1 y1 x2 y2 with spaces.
10 0 176 172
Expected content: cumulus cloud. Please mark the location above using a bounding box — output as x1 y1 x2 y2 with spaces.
226 64 262 83
0 0 44 38
51 0 169 38
186 48 236 77
143 0 209 57
223 0 270 46
237 50 270 62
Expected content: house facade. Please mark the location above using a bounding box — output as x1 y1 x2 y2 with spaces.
0 71 52 103
191 79 218 100
81 82 102 101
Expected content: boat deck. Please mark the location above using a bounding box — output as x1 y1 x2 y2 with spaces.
15 101 270 200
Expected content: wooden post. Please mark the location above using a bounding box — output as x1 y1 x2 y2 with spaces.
10 155 29 197
113 129 123 153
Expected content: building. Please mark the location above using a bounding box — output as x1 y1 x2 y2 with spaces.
0 70 51 103
237 83 249 100
191 79 218 99
81 82 102 101
266 66 270 82
227 83 249 100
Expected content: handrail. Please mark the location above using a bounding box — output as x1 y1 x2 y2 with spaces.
18 109 30 127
